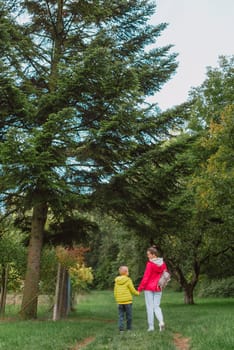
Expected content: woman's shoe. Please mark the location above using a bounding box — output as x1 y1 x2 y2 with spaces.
159 323 165 331
147 327 154 332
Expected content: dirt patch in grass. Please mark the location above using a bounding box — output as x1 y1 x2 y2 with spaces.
70 336 95 350
78 317 115 323
173 333 191 350
65 316 115 325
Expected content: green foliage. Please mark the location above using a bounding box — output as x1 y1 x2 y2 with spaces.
0 220 27 291
70 264 93 292
191 106 234 228
39 247 57 295
46 215 99 246
204 249 234 279
0 226 26 266
197 277 234 298
0 0 178 216
1 265 23 292
188 55 234 127
40 245 94 295
86 213 148 289
92 234 120 289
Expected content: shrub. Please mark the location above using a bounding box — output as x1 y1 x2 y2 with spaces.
69 264 93 292
197 276 234 297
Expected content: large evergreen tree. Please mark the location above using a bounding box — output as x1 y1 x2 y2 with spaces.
0 0 177 318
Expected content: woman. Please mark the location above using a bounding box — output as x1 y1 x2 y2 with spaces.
138 246 168 332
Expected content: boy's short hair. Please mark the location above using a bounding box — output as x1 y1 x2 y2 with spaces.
119 266 128 275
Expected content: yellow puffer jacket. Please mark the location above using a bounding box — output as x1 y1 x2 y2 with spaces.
114 275 139 304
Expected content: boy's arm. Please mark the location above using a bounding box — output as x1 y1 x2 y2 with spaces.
114 283 117 300
128 278 140 296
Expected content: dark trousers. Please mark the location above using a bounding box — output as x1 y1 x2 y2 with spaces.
118 303 132 331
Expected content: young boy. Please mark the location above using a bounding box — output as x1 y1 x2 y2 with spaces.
114 266 139 331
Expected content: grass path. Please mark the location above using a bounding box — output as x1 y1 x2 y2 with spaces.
72 290 234 350
0 291 233 349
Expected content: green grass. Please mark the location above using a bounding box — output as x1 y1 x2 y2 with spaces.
0 291 233 349
163 293 234 350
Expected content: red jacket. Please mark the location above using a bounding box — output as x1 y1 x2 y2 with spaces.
138 258 167 292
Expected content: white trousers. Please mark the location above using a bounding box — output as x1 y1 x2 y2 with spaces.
144 291 164 329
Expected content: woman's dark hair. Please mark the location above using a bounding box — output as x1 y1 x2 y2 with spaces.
147 246 158 256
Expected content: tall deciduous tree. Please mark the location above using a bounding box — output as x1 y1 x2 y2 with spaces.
0 0 177 318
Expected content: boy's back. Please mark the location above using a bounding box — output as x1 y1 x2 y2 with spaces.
114 266 139 332
114 275 139 304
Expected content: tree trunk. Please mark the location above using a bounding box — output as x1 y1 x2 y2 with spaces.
0 263 9 317
172 262 199 305
21 202 48 319
53 264 70 320
53 262 62 321
59 267 69 318
183 284 195 305
49 0 64 92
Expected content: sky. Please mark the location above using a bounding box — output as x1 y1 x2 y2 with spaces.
149 0 234 110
